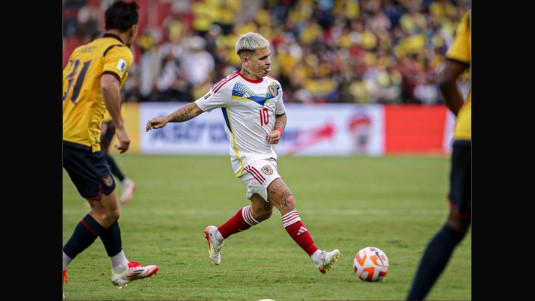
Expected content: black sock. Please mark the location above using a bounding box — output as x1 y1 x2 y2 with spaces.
63 214 106 259
406 225 465 300
99 220 123 257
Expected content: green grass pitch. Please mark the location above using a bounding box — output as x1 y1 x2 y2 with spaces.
63 154 471 301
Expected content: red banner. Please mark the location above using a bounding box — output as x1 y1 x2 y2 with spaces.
384 105 450 154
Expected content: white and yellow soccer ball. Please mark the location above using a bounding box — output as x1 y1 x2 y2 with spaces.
353 246 389 281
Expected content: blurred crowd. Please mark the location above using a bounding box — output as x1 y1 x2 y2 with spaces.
63 0 471 105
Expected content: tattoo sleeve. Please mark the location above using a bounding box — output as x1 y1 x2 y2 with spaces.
169 102 202 122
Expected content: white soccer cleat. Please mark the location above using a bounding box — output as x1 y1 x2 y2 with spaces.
120 178 136 205
111 261 159 287
204 225 224 265
316 249 341 274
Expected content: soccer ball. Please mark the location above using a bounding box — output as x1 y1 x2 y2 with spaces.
353 246 389 281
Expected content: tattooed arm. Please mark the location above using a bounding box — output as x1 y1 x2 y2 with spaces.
145 102 204 131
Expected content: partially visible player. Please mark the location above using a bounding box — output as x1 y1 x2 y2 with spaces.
62 1 158 298
406 10 471 300
88 31 136 206
101 110 136 205
146 32 340 274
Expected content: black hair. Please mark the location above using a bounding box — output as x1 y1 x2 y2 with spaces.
104 0 139 32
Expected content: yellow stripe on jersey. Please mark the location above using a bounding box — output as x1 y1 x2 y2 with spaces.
447 11 471 141
222 107 246 177
62 34 133 151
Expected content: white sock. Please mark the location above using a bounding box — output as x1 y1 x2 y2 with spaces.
110 250 129 273
63 252 73 270
215 229 224 242
311 249 323 265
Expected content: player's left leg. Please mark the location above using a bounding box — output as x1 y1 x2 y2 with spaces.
406 142 471 300
267 177 340 274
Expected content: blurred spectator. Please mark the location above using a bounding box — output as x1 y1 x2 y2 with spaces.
382 0 404 29
191 0 216 37
76 2 100 38
180 35 216 100
375 65 403 104
345 64 375 104
213 0 241 35
413 72 439 105
156 50 190 102
63 0 468 105
136 29 161 101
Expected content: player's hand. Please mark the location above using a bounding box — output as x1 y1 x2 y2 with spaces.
146 117 169 132
114 128 131 154
267 129 282 144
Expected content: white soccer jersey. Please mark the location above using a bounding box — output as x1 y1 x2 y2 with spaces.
195 70 286 176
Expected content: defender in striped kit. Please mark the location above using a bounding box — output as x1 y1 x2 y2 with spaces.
146 32 339 274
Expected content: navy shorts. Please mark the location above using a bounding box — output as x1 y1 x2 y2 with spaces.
63 141 116 200
448 140 471 217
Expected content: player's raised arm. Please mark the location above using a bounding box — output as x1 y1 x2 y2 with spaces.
145 102 204 131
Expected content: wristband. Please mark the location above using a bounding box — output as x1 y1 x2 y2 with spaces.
275 127 284 136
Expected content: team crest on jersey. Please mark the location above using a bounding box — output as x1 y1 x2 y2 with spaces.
103 174 113 187
268 83 279 97
261 165 273 175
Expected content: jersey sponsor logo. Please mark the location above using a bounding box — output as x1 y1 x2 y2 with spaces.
261 165 273 175
203 92 212 100
116 58 127 73
103 174 113 187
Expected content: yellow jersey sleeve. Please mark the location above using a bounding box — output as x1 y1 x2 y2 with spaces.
447 11 471 141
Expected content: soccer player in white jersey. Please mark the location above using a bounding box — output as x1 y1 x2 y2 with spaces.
145 32 340 274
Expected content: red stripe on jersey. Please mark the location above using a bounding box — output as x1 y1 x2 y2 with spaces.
212 71 239 93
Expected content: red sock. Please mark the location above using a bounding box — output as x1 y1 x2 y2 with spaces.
282 210 318 256
218 206 259 239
